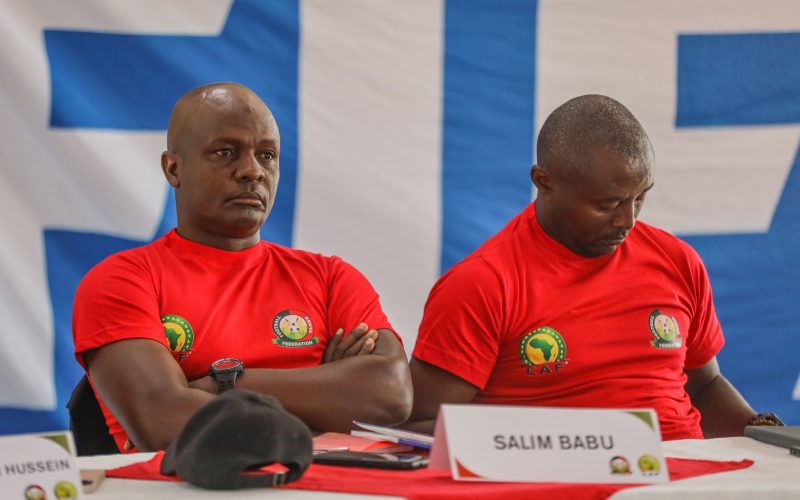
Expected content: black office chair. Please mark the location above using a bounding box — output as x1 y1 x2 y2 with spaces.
66 375 120 456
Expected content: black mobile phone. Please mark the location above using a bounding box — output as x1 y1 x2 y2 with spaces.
313 450 429 470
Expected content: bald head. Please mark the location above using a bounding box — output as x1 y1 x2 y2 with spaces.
167 82 278 153
536 95 653 179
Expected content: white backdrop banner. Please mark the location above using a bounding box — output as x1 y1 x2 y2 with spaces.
1 0 798 433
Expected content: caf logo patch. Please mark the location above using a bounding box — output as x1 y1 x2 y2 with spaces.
161 314 194 359
637 454 661 475
518 326 568 375
272 309 319 347
648 309 682 349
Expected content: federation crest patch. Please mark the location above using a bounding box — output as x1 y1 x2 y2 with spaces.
272 309 319 347
518 326 569 375
609 456 632 475
648 309 682 348
161 314 194 360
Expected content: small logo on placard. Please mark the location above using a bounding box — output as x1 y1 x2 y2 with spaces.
53 480 78 499
648 309 682 349
272 309 319 347
637 454 661 475
161 314 194 360
609 456 631 474
518 326 569 375
24 485 46 500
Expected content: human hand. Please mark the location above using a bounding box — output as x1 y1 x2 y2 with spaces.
323 323 379 363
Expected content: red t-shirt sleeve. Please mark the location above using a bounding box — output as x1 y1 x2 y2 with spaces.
412 257 503 389
325 256 398 341
72 253 167 368
681 243 725 369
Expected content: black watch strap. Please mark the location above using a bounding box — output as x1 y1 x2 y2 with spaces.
215 371 239 392
209 358 245 393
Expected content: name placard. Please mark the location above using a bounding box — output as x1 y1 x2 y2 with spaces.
0 431 83 499
429 405 667 484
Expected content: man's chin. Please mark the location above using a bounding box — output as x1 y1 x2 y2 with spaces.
220 214 269 238
578 241 622 258
593 242 623 257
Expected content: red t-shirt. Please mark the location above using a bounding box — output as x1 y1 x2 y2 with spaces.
413 203 724 440
73 229 394 449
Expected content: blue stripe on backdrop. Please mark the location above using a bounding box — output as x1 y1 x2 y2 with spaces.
677 33 800 422
677 33 800 127
440 0 537 273
0 0 300 434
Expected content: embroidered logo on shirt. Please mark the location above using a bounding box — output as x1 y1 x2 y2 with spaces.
272 309 319 347
648 309 682 349
518 326 569 375
161 314 194 360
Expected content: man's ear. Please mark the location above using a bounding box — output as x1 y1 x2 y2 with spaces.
530 164 552 193
161 151 180 188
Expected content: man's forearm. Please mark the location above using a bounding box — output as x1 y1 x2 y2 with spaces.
236 353 412 432
691 374 756 438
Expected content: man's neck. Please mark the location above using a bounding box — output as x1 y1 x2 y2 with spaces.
174 227 261 252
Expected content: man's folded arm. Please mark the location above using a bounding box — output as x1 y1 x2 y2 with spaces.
227 329 412 433
86 329 412 451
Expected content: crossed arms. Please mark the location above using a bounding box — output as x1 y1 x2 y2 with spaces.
85 324 412 451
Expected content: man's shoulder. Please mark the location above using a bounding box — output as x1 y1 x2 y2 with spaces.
86 235 167 275
264 241 338 265
75 237 169 302
436 204 536 286
630 220 702 262
463 204 535 262
262 241 360 276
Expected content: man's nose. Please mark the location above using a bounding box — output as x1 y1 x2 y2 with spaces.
236 154 265 182
613 201 636 231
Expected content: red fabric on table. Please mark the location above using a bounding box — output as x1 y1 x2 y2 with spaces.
107 452 753 499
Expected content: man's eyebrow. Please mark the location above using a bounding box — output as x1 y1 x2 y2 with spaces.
595 183 655 202
206 136 279 146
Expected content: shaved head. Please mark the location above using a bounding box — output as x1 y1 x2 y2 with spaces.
167 82 278 154
536 95 653 179
531 95 656 258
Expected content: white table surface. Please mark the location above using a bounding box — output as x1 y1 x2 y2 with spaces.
79 437 798 499
78 452 398 500
610 436 800 499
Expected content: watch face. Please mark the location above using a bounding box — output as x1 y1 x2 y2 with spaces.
212 358 242 372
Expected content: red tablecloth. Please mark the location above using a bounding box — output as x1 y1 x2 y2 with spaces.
107 451 753 500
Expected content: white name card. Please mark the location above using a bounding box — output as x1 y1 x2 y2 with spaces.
0 431 83 499
429 405 667 484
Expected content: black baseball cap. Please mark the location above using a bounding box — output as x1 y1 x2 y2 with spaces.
160 389 313 489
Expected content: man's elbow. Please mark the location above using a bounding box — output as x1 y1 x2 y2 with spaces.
119 407 182 452
116 390 206 452
375 388 413 426
363 359 413 426
127 429 173 453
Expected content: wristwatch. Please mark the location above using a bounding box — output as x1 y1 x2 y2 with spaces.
746 412 784 426
209 358 245 393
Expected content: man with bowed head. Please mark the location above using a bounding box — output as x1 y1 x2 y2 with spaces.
407 94 779 439
73 82 412 452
